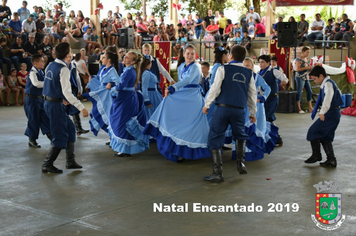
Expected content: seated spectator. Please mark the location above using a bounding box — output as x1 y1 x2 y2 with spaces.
142 14 149 26
45 10 53 27
89 28 102 51
0 37 11 76
136 17 149 38
122 18 129 28
1 19 12 45
57 14 79 44
51 22 63 45
195 14 203 39
241 31 251 50
132 21 142 49
57 3 66 18
246 6 260 21
187 25 196 40
77 10 85 26
74 52 90 90
18 1 30 22
70 17 83 38
101 19 114 46
226 32 235 50
235 31 243 45
186 14 194 28
10 36 32 71
253 18 265 38
0 0 12 23
324 19 334 48
179 14 187 27
205 20 219 41
0 68 10 106
177 23 188 38
149 12 157 23
7 68 25 105
9 12 23 39
148 20 157 37
173 31 187 56
153 30 164 42
16 63 28 88
167 24 176 41
289 16 296 23
107 10 114 24
24 33 39 57
93 48 101 57
22 14 36 43
233 22 242 35
222 19 233 41
39 35 53 65
82 17 94 33
334 13 354 48
67 10 76 28
297 14 309 46
32 6 38 20
273 16 283 31
36 13 46 43
307 13 325 48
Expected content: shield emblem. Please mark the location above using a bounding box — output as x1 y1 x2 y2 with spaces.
315 193 342 225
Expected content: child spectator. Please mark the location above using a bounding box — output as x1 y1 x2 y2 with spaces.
241 31 251 50
93 48 101 57
7 68 24 105
187 25 196 40
324 19 334 48
199 62 210 97
0 68 10 106
248 16 255 37
0 37 11 76
173 31 187 56
235 31 243 45
226 32 235 50
17 63 28 87
1 19 11 45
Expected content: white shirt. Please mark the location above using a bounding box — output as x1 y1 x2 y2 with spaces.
204 63 257 116
246 12 261 21
74 59 86 75
71 61 83 94
29 66 44 88
83 33 91 42
148 55 174 82
319 76 340 115
54 59 85 111
272 66 288 82
310 20 325 33
22 19 36 33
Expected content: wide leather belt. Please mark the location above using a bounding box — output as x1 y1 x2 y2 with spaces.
25 94 43 99
44 96 63 103
215 103 244 109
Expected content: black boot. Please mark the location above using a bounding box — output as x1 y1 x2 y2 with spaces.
204 149 224 183
236 140 247 174
305 139 322 163
29 138 41 148
66 142 83 169
46 133 53 145
42 146 62 173
73 113 89 135
320 140 337 167
276 134 283 147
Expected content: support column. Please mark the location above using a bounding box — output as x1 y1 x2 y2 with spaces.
90 0 101 42
265 0 276 37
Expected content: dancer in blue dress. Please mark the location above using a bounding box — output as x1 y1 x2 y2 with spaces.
143 44 210 162
83 51 121 135
141 57 163 119
107 52 149 157
230 58 278 161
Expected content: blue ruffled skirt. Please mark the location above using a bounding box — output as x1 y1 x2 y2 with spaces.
143 87 210 162
82 78 112 135
144 90 163 119
108 90 149 154
231 102 279 161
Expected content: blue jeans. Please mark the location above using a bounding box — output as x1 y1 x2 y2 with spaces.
295 77 312 102
0 57 12 76
195 29 202 39
307 32 323 46
11 56 32 71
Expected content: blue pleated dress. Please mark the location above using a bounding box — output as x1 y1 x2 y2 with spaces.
205 63 221 124
141 69 163 119
231 72 279 161
143 62 210 162
83 65 121 135
108 66 149 154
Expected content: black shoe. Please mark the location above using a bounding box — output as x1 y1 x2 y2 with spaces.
237 162 248 174
77 129 90 135
320 159 337 167
177 157 186 163
222 145 232 150
304 154 322 163
113 153 131 157
73 113 90 135
275 135 283 147
29 139 41 148
42 165 63 173
106 141 110 145
66 161 83 169
203 174 224 183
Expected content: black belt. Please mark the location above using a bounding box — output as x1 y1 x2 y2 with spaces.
333 106 341 109
215 103 244 109
44 96 63 103
271 93 278 97
25 94 42 99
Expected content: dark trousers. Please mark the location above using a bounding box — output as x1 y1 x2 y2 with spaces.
208 106 247 150
265 95 278 122
0 57 12 76
307 108 341 142
44 101 76 149
24 96 51 139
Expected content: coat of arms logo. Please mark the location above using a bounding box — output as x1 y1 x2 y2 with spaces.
311 181 346 230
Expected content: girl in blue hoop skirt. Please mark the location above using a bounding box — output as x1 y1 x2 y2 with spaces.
107 52 149 157
143 44 210 162
141 57 163 119
83 51 120 136
231 58 278 161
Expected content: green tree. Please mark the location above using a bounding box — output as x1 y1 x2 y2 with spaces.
43 0 72 12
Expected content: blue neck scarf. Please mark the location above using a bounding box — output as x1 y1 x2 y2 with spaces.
259 66 270 77
229 60 243 64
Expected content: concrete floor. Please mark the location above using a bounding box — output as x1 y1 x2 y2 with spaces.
0 102 355 236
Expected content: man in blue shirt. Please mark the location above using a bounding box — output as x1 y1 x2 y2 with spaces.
195 14 203 39
17 1 30 22
9 12 23 39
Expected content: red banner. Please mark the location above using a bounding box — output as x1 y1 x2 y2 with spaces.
269 39 291 87
276 0 354 6
154 42 171 95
